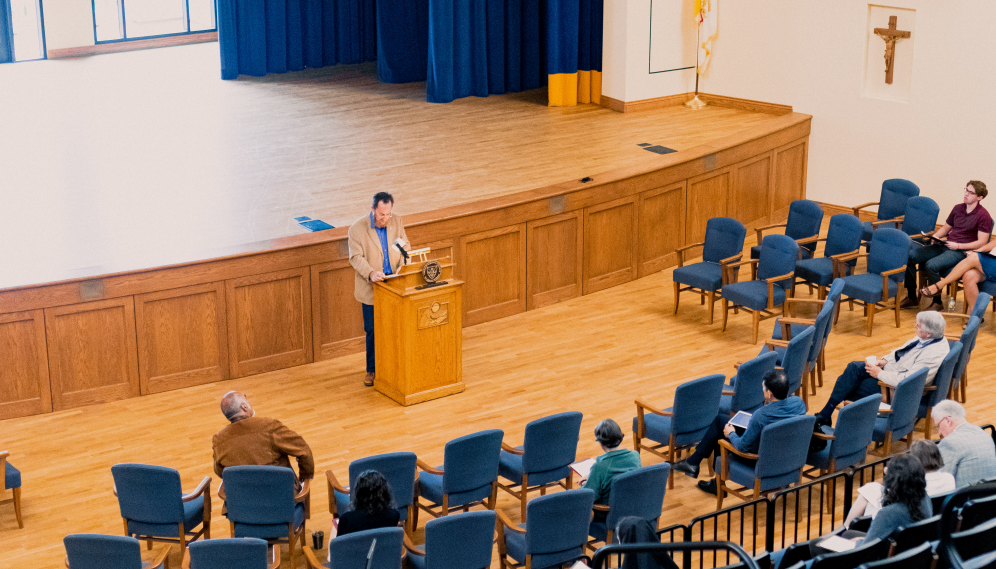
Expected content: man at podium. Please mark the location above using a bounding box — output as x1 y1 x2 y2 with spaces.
348 192 409 387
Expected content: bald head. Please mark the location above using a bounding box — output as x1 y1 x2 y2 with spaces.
221 391 252 422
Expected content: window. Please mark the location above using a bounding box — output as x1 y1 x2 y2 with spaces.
9 0 46 61
92 0 215 43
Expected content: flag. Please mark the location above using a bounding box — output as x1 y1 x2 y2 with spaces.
694 0 718 75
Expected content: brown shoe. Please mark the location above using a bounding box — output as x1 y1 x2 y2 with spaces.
899 297 921 309
364 373 375 387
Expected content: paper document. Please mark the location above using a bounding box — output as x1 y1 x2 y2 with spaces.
570 458 597 479
819 535 858 552
879 402 892 412
729 411 752 430
570 561 592 569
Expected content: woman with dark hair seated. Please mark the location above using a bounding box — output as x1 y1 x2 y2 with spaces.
336 470 400 537
582 419 641 522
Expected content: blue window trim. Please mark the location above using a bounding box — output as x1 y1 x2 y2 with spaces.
3 0 48 62
91 0 216 45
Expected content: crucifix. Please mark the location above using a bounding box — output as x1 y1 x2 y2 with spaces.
874 16 911 84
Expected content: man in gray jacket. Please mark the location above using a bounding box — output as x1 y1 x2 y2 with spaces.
933 400 996 487
814 311 949 426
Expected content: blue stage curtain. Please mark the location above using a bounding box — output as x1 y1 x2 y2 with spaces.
376 0 429 83
426 0 488 103
217 0 377 79
0 0 14 64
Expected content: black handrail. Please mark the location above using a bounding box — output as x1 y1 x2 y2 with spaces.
591 541 760 569
767 469 850 552
688 496 767 567
939 481 996 569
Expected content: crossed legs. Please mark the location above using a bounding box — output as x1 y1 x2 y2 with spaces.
921 252 988 308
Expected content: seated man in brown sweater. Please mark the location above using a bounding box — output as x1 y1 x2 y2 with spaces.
212 391 315 488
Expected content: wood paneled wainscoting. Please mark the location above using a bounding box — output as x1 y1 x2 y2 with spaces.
0 113 811 419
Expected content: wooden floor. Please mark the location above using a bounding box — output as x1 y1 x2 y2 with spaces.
0 42 779 288
2 224 994 568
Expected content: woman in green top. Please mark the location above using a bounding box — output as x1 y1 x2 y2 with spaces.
583 419 642 521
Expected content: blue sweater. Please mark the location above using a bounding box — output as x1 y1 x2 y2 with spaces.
862 498 933 544
727 395 808 454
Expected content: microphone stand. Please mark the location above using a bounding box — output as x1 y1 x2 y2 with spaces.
686 15 707 109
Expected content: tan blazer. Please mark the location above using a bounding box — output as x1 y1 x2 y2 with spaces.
348 212 409 305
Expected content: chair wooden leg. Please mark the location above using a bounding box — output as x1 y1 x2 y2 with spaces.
751 311 760 344
818 286 827 300
722 300 730 331
866 303 876 337
289 526 297 569
667 446 675 490
708 290 716 324
883 431 892 456
520 476 529 522
673 282 681 315
716 477 725 510
961 369 968 402
13 487 23 529
810 369 817 396
488 482 498 510
894 297 901 328
924 409 933 440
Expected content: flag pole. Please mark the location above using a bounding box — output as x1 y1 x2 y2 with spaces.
685 13 707 109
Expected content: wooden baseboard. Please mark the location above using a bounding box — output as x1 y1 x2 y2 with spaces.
600 92 792 115
48 32 217 60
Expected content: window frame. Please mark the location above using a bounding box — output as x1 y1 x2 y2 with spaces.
90 0 216 45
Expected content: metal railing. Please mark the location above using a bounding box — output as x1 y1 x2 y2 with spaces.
767 470 850 552
688 497 768 567
592 541 760 569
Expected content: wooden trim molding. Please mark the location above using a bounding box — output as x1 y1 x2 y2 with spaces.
47 32 217 60
600 92 793 115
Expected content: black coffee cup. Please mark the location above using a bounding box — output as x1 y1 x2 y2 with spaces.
312 530 325 550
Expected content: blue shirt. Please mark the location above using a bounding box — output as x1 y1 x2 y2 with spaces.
371 212 392 276
728 395 807 454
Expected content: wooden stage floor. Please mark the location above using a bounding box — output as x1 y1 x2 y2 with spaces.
2 223 994 568
0 42 778 288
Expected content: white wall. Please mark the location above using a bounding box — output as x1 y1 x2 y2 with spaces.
686 0 996 209
42 0 95 50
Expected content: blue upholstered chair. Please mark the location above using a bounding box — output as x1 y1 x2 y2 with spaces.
773 279 847 393
794 214 863 300
918 341 962 439
634 374 725 488
416 429 503 522
751 200 824 260
187 538 279 569
498 412 583 522
587 463 670 551
722 234 800 344
304 527 405 569
497 489 595 569
721 352 778 417
673 217 747 324
223 465 309 569
715 414 817 509
764 304 827 404
806 394 881 476
852 178 920 245
947 315 981 403
404 510 496 569
873 367 928 456
1 450 22 528
837 228 911 336
111 463 211 555
898 196 940 237
763 326 815 407
64 534 169 569
327 451 417 534
856 541 935 569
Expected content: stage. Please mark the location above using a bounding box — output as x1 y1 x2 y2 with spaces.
1 42 779 289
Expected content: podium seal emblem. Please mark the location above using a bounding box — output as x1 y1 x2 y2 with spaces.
422 261 442 283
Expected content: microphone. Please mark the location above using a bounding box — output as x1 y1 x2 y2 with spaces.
393 239 410 261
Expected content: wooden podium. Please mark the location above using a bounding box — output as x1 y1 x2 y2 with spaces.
372 258 464 405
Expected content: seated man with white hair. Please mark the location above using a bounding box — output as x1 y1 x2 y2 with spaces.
933 399 996 487
814 311 949 427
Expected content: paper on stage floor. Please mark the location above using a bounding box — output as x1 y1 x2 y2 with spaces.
571 458 597 479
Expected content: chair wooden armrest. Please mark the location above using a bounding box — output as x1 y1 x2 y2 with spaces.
764 339 789 349
719 254 744 285
304 546 327 569
416 459 444 475
182 476 211 502
149 546 171 569
764 271 794 284
722 389 735 396
724 258 759 285
501 442 525 455
496 510 527 533
267 545 281 569
295 479 311 502
830 249 861 278
812 432 836 441
726 258 759 269
592 504 610 512
795 235 822 246
718 439 759 460
719 253 743 265
634 398 671 416
326 470 348 495
940 312 971 320
836 251 868 263
783 297 828 318
755 223 787 245
777 317 816 326
765 271 794 310
923 385 937 392
878 408 893 415
880 265 907 302
870 216 904 228
404 533 426 557
852 201 880 216
675 242 705 267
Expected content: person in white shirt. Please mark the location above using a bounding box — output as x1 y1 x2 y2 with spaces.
844 440 955 525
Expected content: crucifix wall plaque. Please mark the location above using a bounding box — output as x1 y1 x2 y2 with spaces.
874 15 911 84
